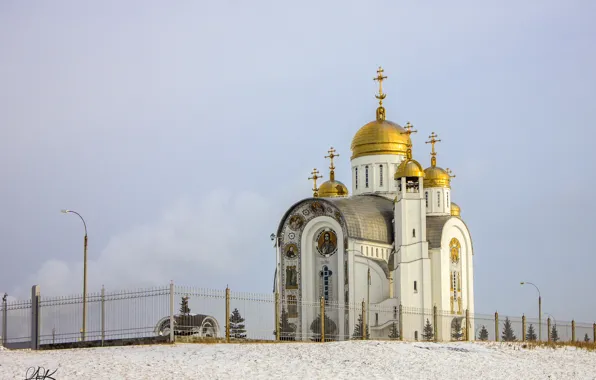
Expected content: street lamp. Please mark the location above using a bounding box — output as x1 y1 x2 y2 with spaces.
61 209 88 341
520 281 541 342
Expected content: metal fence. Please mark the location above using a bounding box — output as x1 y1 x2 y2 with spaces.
2 284 595 349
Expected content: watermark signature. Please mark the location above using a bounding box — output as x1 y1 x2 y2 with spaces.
24 367 58 380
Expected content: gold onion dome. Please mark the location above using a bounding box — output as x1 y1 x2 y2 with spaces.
424 132 452 188
319 147 348 198
351 67 409 160
394 122 424 179
451 202 461 217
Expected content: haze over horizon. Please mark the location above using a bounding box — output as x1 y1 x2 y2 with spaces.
1 0 595 322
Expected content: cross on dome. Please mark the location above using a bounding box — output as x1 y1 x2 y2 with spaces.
401 122 418 159
308 168 323 197
425 132 442 167
446 168 456 178
324 147 339 181
373 67 388 121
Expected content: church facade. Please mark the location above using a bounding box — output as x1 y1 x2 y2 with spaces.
273 68 474 341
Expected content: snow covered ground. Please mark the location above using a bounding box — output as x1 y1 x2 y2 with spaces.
1 341 595 379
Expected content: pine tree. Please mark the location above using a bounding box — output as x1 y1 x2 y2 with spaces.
179 296 191 315
501 317 517 342
309 314 337 341
451 318 463 341
422 318 434 341
274 308 296 341
584 333 590 343
388 322 400 340
526 324 537 341
478 325 489 341
351 314 370 340
550 324 559 343
228 308 246 339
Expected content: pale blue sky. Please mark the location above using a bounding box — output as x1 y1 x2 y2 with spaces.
1 0 595 322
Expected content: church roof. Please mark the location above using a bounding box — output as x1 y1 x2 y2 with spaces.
325 195 394 244
426 215 451 249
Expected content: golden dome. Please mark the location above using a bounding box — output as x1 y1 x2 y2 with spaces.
451 202 461 217
318 180 349 198
351 119 410 160
424 166 451 188
394 159 425 179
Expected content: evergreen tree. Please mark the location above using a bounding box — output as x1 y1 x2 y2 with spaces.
179 295 191 315
309 314 337 341
451 318 463 341
526 324 537 341
422 318 434 341
274 308 296 341
227 308 247 339
388 322 400 340
478 325 489 341
351 314 370 340
550 324 559 343
501 317 517 342
584 333 590 343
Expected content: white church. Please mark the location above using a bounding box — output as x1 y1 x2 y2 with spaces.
273 68 474 341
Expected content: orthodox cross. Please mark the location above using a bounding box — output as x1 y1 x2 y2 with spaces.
324 147 339 181
425 132 441 167
308 168 323 197
319 265 333 302
373 66 387 105
401 122 418 159
446 168 456 178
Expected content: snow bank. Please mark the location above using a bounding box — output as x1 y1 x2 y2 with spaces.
1 341 594 379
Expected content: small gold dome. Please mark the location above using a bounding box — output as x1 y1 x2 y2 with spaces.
424 166 451 188
451 202 461 217
351 119 410 159
394 159 425 179
318 180 349 198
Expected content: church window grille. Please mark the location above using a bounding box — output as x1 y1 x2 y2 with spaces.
365 166 369 188
375 313 379 326
414 281 417 292
425 192 428 208
355 168 358 189
437 192 441 207
320 265 333 302
379 165 384 186
446 192 449 206
393 306 397 319
412 229 416 238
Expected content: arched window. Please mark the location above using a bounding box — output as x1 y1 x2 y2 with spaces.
365 166 369 188
376 248 379 257
425 192 428 208
412 229 416 238
437 192 441 207
320 265 333 302
379 165 384 186
447 192 449 206
355 168 358 189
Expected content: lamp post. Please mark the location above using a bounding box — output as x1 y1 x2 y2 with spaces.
520 281 541 342
62 209 88 341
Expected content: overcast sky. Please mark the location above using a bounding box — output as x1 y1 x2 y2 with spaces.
1 0 595 323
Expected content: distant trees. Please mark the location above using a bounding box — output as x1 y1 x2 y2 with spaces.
550 324 559 343
451 319 463 341
422 319 434 341
388 322 400 340
228 308 247 339
478 325 489 341
501 317 517 342
584 333 590 343
179 296 191 315
526 324 537 341
352 314 370 340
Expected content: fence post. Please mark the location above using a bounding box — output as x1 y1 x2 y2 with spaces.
571 320 576 342
398 303 403 341
361 300 366 340
494 311 499 342
522 314 526 342
320 297 325 343
31 285 40 350
433 305 438 342
593 323 596 344
2 293 7 347
274 292 280 341
101 286 105 346
225 287 230 343
547 318 551 343
169 281 175 343
465 309 470 341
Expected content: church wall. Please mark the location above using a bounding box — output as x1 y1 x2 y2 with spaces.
351 154 405 197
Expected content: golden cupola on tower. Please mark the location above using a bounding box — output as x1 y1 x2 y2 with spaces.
394 122 425 179
451 202 461 217
318 147 349 198
424 132 452 188
351 67 410 160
